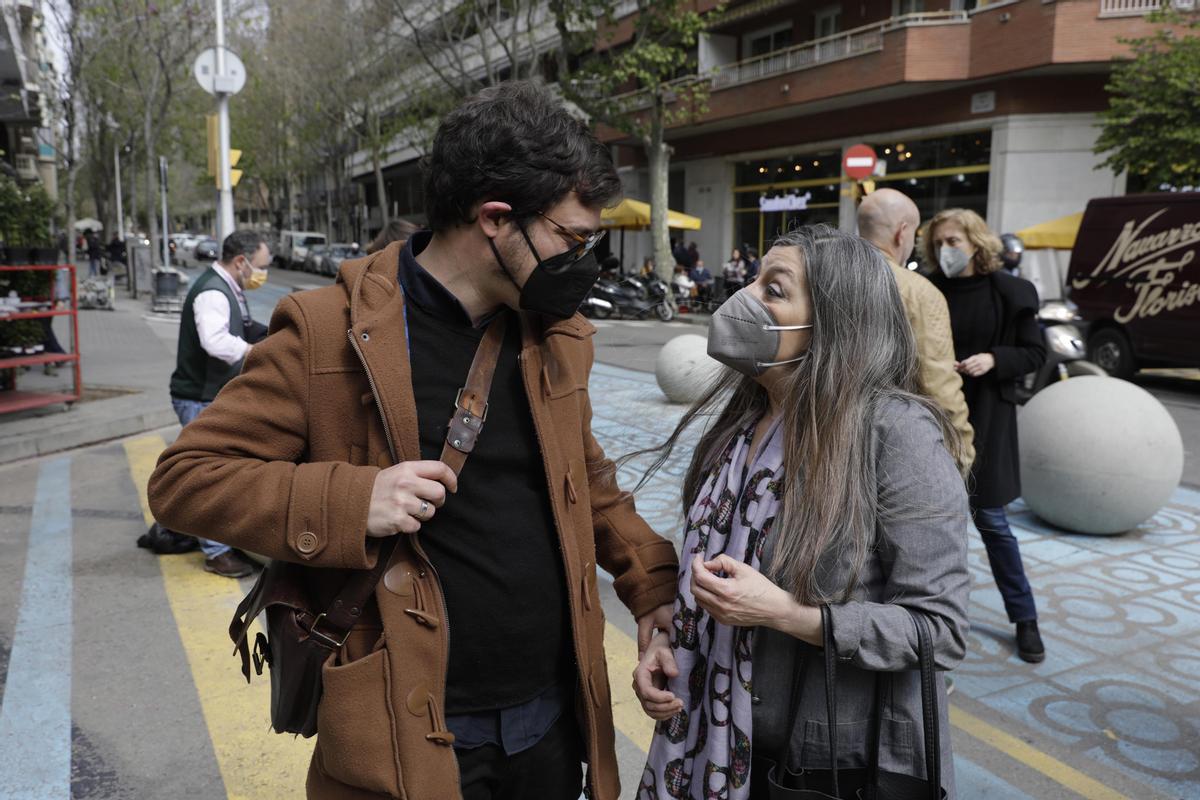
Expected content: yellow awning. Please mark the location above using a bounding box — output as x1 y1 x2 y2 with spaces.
1016 212 1084 250
601 198 702 231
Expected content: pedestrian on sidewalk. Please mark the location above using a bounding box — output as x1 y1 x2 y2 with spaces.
926 207 1046 663
148 81 678 800
858 188 975 473
722 247 749 297
630 225 970 799
160 229 272 579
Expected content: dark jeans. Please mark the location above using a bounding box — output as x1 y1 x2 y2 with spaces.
973 504 1038 623
456 711 583 800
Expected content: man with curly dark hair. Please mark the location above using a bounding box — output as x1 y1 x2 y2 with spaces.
150 80 678 800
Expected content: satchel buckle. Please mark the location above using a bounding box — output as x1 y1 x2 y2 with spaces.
307 612 351 650
454 387 488 421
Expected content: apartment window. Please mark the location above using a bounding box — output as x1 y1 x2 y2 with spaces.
893 0 925 15
814 5 842 38
743 23 792 59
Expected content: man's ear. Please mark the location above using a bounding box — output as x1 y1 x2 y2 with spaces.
476 201 513 240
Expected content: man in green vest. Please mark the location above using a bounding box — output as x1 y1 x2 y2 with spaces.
163 229 271 577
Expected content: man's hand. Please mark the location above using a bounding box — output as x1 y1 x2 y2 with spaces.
955 352 995 378
632 631 683 721
366 461 458 537
636 603 674 659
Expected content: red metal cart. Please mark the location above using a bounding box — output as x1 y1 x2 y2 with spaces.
0 263 81 415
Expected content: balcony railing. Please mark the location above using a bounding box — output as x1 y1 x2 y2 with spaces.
1099 0 1193 16
710 11 969 91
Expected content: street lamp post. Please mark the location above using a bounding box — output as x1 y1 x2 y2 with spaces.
215 0 234 241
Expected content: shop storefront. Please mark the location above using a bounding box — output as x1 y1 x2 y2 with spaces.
729 130 992 255
733 151 842 257
863 130 991 222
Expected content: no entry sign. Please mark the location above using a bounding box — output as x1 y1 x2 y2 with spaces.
843 144 878 180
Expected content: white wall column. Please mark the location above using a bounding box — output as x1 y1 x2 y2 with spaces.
682 158 734 269
987 113 1125 234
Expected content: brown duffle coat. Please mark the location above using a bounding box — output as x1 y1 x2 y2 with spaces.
148 242 679 800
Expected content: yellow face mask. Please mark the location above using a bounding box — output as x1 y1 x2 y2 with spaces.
244 267 268 291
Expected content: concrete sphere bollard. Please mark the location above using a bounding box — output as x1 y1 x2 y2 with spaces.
1019 376 1183 535
655 334 724 404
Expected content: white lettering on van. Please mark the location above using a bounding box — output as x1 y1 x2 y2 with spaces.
1116 250 1198 323
1074 208 1200 322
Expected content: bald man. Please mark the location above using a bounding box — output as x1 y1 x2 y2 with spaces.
858 189 975 471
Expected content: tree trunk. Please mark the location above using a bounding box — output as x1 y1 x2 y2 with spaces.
646 94 674 288
65 167 77 266
371 111 388 228
143 108 159 268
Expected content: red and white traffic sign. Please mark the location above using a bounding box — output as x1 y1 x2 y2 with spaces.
843 144 878 180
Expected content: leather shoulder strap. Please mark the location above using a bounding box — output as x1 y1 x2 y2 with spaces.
306 312 510 649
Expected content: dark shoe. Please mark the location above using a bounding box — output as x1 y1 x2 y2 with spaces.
137 522 200 554
204 550 255 578
1016 620 1045 663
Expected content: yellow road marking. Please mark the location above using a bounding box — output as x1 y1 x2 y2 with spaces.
605 622 655 752
950 706 1131 800
124 435 313 800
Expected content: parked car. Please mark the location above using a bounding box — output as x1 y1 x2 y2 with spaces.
302 244 329 274
1067 192 1200 379
194 238 219 262
315 243 363 276
277 230 327 269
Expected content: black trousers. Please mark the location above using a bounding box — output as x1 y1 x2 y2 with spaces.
456 712 584 800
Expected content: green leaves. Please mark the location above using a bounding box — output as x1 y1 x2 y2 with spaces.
1096 12 1200 189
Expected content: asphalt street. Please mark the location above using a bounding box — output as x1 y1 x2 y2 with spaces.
0 261 1197 799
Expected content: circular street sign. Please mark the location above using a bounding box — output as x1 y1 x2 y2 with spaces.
843 144 878 181
193 47 246 96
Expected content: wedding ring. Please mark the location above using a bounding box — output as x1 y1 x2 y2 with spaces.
418 501 430 520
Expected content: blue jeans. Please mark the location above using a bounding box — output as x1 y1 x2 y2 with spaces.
972 505 1037 623
170 398 230 560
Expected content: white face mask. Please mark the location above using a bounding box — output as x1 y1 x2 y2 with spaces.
938 245 970 278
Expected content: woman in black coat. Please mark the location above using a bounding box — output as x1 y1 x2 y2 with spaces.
926 208 1047 663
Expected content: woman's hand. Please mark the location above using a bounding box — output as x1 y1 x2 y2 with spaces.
632 631 683 721
691 554 823 644
955 352 995 377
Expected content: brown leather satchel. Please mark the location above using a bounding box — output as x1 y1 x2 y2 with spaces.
229 314 508 737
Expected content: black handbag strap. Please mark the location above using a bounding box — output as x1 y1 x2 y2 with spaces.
776 606 941 800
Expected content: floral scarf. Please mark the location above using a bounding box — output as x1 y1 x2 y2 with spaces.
639 417 784 800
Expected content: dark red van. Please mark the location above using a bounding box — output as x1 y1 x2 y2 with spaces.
1068 192 1200 379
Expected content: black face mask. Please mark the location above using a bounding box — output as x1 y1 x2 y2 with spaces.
490 224 601 320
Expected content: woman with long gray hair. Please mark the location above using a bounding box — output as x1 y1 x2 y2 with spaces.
632 225 970 799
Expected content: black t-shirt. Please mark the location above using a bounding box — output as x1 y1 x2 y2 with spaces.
399 234 572 713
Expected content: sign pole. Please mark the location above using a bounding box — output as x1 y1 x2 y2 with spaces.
159 156 171 269
215 0 234 241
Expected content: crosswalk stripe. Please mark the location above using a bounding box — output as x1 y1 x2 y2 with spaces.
123 435 313 800
0 457 73 799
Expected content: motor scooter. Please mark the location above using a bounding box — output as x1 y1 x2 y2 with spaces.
1015 299 1106 402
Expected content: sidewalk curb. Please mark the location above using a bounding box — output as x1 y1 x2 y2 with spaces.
0 398 177 465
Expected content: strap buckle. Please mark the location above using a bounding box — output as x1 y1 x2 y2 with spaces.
307 612 351 650
454 387 488 421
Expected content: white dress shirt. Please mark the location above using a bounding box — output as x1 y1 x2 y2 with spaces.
193 262 251 365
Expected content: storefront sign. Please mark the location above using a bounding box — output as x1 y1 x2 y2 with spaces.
759 192 813 212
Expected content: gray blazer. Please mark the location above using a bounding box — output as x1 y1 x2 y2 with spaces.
751 397 970 798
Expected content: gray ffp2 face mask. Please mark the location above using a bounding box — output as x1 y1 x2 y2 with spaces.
939 245 970 278
707 290 813 377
